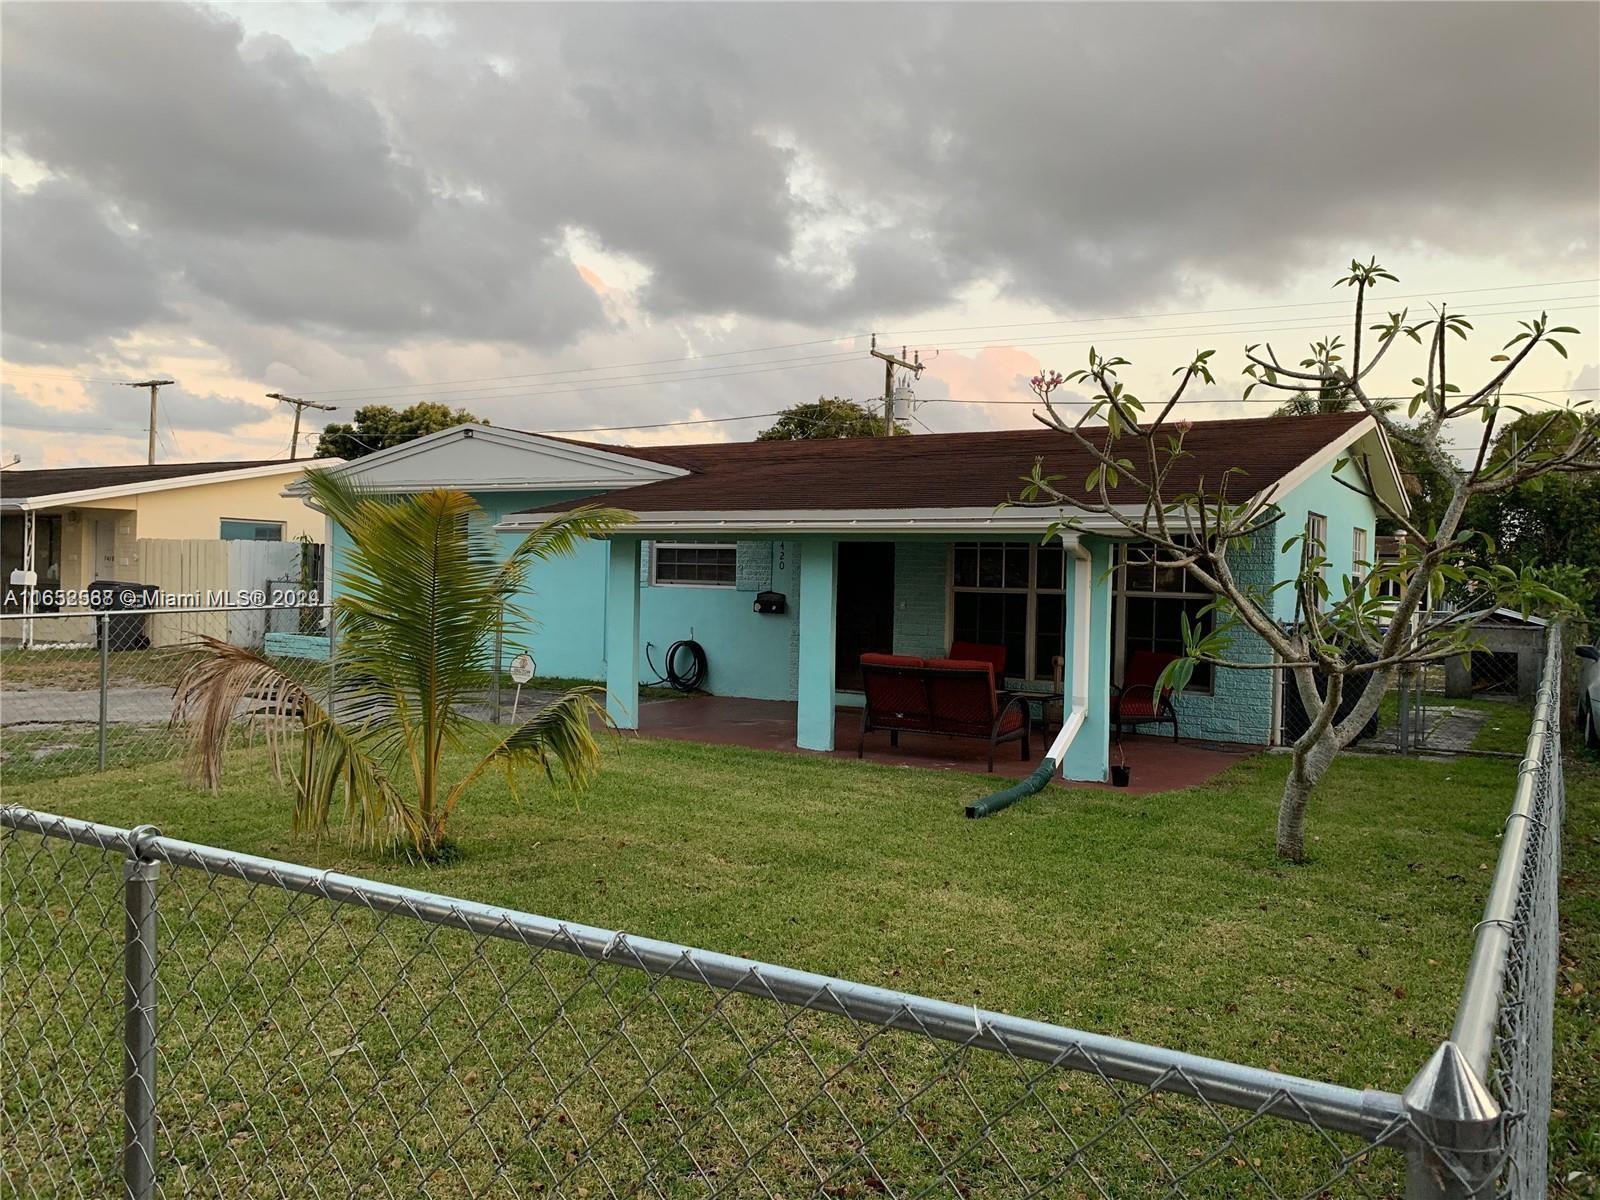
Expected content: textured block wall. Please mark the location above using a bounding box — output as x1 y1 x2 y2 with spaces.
1169 530 1277 745
891 541 948 657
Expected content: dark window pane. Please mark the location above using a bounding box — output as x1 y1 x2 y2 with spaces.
1125 597 1154 638
978 545 1004 588
1122 545 1153 592
1036 543 1064 590
1004 544 1029 589
954 591 979 640
954 545 977 588
1035 592 1064 640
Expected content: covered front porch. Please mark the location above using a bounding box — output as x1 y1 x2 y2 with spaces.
599 527 1120 784
634 694 1254 793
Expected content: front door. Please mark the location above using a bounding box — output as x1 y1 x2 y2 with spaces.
835 542 896 691
92 518 117 581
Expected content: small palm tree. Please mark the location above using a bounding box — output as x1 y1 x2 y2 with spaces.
174 471 633 857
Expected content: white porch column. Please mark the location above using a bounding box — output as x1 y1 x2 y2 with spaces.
604 537 641 729
796 538 838 751
1061 536 1114 782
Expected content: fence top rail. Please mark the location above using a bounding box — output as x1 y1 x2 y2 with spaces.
1 603 331 621
1447 621 1563 1077
0 801 1405 1143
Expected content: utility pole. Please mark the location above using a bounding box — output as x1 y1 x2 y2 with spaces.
125 379 175 465
869 336 923 435
267 393 337 461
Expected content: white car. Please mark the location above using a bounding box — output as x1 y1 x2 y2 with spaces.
1578 644 1600 749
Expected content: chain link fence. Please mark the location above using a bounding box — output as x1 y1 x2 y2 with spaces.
1278 619 1547 758
1 629 1567 1199
0 604 332 782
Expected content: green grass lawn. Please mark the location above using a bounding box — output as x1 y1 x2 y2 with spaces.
3 730 1590 1197
1553 752 1600 1198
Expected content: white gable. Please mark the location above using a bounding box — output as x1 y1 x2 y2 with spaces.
291 425 684 495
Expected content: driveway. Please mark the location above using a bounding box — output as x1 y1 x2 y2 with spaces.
1 685 177 727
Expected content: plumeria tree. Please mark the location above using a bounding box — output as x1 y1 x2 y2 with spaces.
1021 259 1596 861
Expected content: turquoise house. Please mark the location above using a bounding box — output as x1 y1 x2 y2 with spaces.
297 413 1404 783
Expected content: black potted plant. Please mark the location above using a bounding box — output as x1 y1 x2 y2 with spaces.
1110 741 1131 788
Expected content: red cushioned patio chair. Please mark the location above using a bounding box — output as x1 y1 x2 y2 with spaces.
1111 650 1181 742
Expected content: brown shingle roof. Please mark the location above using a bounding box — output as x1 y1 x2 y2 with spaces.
0 460 291 504
521 413 1369 515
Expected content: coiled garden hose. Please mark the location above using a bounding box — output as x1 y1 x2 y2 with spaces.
646 639 709 693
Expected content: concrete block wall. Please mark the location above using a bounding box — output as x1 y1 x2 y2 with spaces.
891 540 948 657
1166 530 1276 745
736 541 773 592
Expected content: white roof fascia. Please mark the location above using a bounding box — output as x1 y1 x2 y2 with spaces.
284 424 686 496
1250 417 1410 517
494 506 1137 536
2 459 337 513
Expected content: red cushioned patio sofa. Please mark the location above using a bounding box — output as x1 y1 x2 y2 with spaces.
857 652 1032 772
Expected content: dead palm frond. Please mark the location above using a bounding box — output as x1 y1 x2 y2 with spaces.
171 472 632 856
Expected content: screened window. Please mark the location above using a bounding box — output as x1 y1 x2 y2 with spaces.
1115 543 1213 692
220 519 284 542
950 542 1066 682
651 543 737 587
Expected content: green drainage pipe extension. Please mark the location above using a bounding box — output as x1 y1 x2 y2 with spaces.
965 757 1057 819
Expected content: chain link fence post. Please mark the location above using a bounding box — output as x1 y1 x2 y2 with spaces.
1401 1041 1503 1199
491 604 504 724
326 604 337 712
98 612 110 772
122 830 161 1200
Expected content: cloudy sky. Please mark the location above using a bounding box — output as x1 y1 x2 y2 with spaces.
2 1 1596 468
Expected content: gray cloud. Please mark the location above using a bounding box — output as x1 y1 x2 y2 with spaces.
1 0 1595 399
0 179 174 358
1 0 424 239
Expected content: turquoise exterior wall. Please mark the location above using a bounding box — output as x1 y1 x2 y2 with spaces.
637 538 799 702
1162 453 1377 744
1270 455 1378 621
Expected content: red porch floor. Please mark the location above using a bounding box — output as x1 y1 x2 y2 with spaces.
635 696 1254 795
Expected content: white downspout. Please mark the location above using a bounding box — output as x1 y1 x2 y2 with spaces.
1044 533 1093 772
964 532 1094 817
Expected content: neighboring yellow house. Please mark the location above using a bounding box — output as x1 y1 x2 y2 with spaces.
1 459 338 618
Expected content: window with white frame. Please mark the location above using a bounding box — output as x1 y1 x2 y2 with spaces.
1306 512 1329 602
1352 526 1369 585
651 542 737 587
1115 542 1213 692
950 542 1066 681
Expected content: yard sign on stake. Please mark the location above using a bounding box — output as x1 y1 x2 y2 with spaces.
509 652 535 720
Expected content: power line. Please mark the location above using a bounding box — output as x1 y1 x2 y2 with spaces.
8 385 1593 443
910 298 1598 358
294 336 864 398
281 274 1597 400
275 299 1596 412
878 277 1600 339
925 387 1600 408
287 349 865 407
